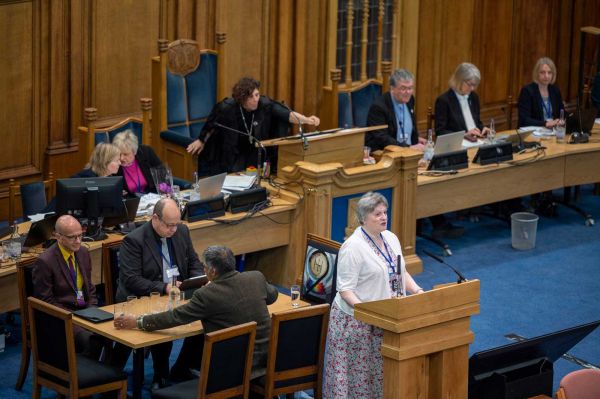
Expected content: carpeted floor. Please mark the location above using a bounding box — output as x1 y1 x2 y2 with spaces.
1 186 598 398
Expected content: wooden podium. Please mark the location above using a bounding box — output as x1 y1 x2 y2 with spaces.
262 125 387 170
354 280 480 398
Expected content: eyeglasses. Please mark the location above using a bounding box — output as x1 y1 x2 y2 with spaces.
464 81 478 88
394 85 414 92
58 232 84 241
158 217 179 229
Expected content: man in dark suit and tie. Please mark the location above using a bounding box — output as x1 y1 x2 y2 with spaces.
116 197 204 388
366 69 426 151
33 215 103 357
115 245 279 380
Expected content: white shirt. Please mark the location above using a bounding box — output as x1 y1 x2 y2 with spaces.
334 227 406 316
454 90 476 131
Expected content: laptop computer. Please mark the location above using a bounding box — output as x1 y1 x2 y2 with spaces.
197 172 227 199
103 196 141 229
434 131 466 155
496 130 535 145
23 213 59 248
566 107 597 134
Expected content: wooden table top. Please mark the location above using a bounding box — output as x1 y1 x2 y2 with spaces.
72 293 309 349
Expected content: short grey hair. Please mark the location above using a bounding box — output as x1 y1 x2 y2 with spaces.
112 129 139 154
203 246 236 276
449 62 481 90
356 191 388 224
390 69 414 87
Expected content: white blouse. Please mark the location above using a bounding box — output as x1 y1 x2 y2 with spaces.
333 227 406 316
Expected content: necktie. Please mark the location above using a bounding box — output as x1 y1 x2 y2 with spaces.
161 238 171 283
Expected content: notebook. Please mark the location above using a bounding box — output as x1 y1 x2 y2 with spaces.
434 131 466 155
73 307 114 323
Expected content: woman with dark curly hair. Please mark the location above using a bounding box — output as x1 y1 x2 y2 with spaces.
187 77 320 175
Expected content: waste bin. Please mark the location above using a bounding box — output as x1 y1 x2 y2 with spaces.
511 212 539 250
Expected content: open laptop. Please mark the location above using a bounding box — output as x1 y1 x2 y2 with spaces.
496 130 535 145
23 213 59 248
566 107 597 134
197 172 227 199
103 196 141 229
434 131 465 155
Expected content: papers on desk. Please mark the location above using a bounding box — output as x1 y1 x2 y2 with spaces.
223 175 256 191
462 139 485 148
595 118 600 125
518 126 539 132
27 212 55 222
532 128 554 138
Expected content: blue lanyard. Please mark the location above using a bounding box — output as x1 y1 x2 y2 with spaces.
361 228 396 273
157 239 174 268
541 98 552 120
398 104 406 140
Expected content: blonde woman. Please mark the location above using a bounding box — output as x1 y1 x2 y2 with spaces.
113 130 163 195
517 57 565 128
73 142 121 178
434 62 491 141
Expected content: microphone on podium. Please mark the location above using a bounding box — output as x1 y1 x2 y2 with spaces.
422 249 468 284
214 122 267 184
275 100 309 150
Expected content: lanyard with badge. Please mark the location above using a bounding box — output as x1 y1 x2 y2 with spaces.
157 240 179 281
361 228 403 296
397 104 407 143
67 255 86 306
541 98 552 120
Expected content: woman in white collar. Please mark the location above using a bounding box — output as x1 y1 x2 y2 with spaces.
435 62 491 142
324 191 424 399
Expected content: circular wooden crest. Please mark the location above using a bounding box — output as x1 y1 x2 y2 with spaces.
167 39 200 76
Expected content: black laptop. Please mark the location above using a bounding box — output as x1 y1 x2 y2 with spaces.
566 107 597 134
23 213 58 248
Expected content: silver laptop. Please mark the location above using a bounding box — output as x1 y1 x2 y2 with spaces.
496 130 534 144
197 172 227 199
434 131 465 155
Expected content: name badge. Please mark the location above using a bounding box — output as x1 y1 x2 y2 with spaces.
166 267 180 279
76 290 84 300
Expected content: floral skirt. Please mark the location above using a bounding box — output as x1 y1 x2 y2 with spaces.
324 301 383 399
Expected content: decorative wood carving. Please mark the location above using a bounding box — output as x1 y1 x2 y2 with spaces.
167 39 200 76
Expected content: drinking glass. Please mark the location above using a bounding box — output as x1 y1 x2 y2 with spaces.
172 185 181 199
126 295 138 317
290 284 301 308
114 303 125 317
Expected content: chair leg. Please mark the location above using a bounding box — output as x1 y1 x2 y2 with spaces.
32 383 41 399
15 344 30 390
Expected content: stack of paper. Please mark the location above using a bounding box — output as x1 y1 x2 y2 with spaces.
223 175 256 191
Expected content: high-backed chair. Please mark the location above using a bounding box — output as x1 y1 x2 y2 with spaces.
152 321 257 399
322 62 391 130
8 173 55 226
28 296 128 398
15 257 37 390
250 304 330 399
556 369 600 399
79 99 152 165
151 38 219 180
101 241 122 306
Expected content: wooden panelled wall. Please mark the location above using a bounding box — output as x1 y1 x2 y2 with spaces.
1 0 599 221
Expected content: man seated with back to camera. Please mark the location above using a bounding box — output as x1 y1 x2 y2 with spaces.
186 76 320 176
114 244 279 381
32 215 106 358
114 198 204 389
366 69 464 239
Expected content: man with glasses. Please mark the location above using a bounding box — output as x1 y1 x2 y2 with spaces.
116 198 204 389
33 215 104 357
366 69 426 151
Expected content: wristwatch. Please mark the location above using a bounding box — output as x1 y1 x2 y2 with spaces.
136 315 145 330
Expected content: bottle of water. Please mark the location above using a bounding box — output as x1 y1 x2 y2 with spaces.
555 109 566 143
488 118 496 144
168 275 180 310
423 129 435 162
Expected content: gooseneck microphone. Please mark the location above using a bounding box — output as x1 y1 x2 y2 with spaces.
214 122 267 184
422 249 467 283
276 100 309 150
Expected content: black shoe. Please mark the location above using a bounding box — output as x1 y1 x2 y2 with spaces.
431 223 465 239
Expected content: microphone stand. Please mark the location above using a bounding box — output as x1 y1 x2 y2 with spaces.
214 122 267 187
422 249 467 284
570 96 589 144
275 100 309 150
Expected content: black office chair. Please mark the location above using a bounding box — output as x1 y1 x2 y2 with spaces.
8 173 55 225
250 304 330 399
152 321 257 399
28 297 128 398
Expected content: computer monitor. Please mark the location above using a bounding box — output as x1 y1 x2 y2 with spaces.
55 176 124 239
468 320 600 399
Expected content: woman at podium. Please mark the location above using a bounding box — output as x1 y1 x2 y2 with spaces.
324 191 424 399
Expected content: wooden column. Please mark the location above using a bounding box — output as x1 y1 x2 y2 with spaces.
140 98 152 147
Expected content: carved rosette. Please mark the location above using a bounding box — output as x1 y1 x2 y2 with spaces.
167 39 200 76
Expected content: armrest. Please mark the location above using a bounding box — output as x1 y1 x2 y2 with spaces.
160 129 196 147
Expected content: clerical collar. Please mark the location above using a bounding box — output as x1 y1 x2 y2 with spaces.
453 90 469 101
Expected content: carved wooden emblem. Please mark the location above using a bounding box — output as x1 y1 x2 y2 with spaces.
167 39 200 76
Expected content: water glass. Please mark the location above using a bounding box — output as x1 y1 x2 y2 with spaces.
114 303 125 318
290 284 301 308
555 125 566 143
363 146 375 165
172 185 181 199
3 240 22 261
126 296 138 317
